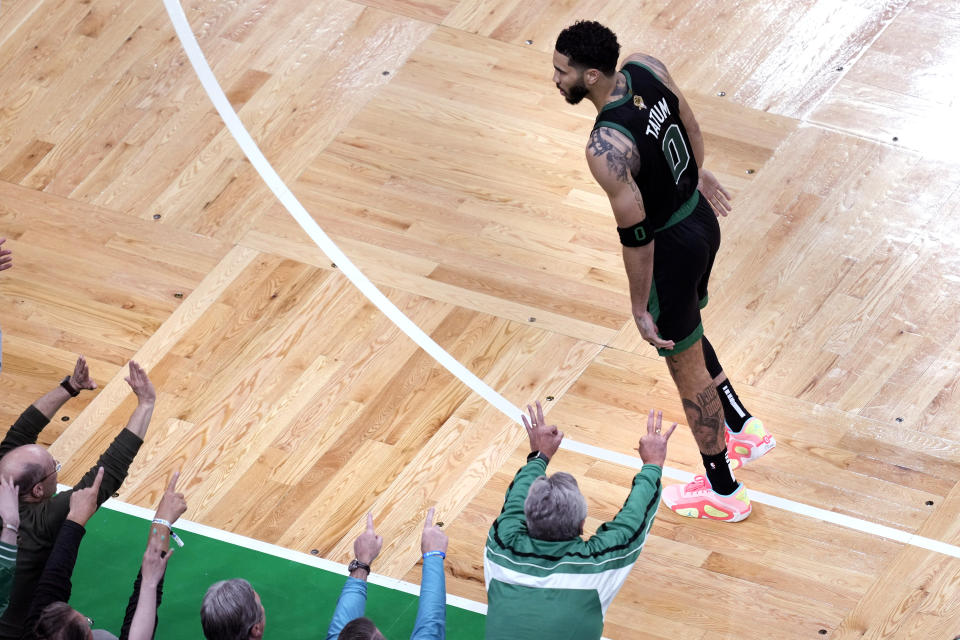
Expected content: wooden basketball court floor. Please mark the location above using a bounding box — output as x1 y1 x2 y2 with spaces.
1 0 959 637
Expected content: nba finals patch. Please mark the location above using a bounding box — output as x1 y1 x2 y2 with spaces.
633 95 646 109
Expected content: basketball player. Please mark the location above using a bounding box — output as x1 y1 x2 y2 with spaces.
553 21 775 521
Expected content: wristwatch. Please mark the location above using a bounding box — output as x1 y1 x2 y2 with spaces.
348 559 371 574
527 450 550 463
60 376 80 397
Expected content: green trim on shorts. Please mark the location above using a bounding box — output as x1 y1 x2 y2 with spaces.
699 293 709 309
657 322 704 357
595 120 636 146
647 280 660 323
656 190 700 232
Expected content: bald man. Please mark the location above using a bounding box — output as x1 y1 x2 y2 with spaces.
0 356 156 639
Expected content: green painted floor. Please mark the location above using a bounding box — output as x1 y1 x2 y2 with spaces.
70 509 486 639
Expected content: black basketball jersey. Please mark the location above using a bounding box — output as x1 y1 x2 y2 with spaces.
593 62 699 230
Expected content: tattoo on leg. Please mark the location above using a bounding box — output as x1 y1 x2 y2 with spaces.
681 384 724 454
697 386 723 418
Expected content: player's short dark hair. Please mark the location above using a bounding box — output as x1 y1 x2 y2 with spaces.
556 21 621 76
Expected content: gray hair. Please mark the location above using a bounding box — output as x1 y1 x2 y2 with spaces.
201 579 262 640
524 472 588 541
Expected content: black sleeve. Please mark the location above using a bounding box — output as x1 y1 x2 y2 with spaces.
119 570 165 640
24 520 86 637
71 429 144 505
0 406 49 458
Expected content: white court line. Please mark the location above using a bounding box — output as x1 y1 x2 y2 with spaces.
562 440 960 558
81 492 488 615
93 498 611 639
161 0 960 561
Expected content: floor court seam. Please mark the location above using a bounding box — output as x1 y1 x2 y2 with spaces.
159 0 960 563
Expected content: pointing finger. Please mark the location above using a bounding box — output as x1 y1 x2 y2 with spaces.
167 471 180 492
365 512 375 532
425 507 435 528
91 467 105 492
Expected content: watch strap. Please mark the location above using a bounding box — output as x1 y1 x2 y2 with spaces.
60 376 80 397
348 559 371 574
526 450 549 463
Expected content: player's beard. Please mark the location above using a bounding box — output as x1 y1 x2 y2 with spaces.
564 78 589 104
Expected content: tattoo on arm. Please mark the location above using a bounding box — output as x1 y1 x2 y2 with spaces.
588 128 640 184
629 180 644 210
629 54 670 84
587 128 614 159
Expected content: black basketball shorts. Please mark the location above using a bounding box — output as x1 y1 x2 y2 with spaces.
648 192 721 356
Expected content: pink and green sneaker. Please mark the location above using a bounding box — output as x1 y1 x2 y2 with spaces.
661 475 752 522
725 417 776 471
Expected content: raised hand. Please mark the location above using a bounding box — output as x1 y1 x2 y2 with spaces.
698 168 732 217
421 507 448 555
141 534 174 587
0 476 20 532
636 410 678 467
125 361 156 405
154 471 187 525
522 401 563 460
67 467 104 526
70 355 98 391
353 512 383 566
0 238 11 272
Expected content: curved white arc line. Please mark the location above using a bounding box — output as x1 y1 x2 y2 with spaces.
161 0 960 561
160 0 521 425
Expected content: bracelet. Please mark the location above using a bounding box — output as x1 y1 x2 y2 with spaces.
422 551 446 560
152 519 185 547
3 523 17 534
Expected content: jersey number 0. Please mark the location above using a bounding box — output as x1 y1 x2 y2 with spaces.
662 124 690 184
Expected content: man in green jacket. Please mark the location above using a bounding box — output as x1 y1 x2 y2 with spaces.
484 402 676 640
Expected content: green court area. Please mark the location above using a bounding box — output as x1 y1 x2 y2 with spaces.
69 508 486 639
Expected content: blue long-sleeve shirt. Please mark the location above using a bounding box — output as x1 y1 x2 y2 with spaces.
325 555 446 639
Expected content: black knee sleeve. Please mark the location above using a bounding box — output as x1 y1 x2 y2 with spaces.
701 335 723 379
